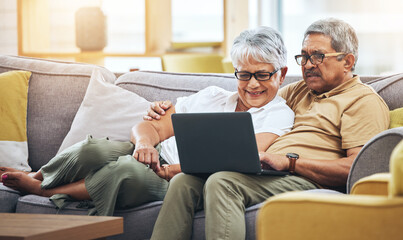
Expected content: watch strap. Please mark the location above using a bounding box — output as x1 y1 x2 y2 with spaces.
288 157 297 174
286 153 299 174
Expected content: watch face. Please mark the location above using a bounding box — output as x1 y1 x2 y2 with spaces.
286 153 299 159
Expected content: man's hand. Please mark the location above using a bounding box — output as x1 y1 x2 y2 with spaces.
133 141 161 172
259 152 289 171
143 100 173 121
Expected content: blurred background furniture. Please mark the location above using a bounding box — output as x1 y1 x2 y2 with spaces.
161 53 227 73
75 7 107 52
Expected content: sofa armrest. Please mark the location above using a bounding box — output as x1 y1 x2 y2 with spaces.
350 173 390 196
347 127 403 193
257 191 403 240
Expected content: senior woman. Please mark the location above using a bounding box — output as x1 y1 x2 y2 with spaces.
147 26 316 240
1 26 295 219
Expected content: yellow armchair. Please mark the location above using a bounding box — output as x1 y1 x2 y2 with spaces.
257 139 403 240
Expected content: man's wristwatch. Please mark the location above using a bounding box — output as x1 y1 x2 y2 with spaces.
286 153 299 174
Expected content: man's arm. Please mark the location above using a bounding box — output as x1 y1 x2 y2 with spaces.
131 106 176 171
259 146 362 186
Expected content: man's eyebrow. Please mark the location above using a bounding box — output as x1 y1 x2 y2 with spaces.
301 50 324 54
312 50 324 54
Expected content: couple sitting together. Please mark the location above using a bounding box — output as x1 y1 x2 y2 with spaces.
1 18 389 240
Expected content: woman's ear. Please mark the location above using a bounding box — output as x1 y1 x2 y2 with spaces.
279 67 288 85
343 54 355 72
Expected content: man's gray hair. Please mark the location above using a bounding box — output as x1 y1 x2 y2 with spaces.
231 26 287 70
304 18 359 70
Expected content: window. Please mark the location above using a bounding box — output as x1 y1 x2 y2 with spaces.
250 0 403 76
102 0 145 53
0 0 17 55
20 0 145 54
172 0 223 43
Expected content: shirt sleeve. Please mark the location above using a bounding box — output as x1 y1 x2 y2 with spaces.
341 94 390 149
252 99 295 136
175 86 229 113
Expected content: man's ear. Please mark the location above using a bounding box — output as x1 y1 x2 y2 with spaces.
343 54 355 72
279 67 288 85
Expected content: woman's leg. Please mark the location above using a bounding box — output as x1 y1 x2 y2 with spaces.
2 136 133 200
41 135 134 189
151 173 206 240
2 172 90 200
85 155 169 216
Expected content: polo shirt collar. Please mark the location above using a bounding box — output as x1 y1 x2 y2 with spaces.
309 75 361 98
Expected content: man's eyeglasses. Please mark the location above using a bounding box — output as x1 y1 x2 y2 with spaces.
294 52 346 66
235 69 279 81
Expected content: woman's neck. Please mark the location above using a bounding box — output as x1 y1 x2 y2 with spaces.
236 101 249 112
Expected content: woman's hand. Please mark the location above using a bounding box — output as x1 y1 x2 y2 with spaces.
143 100 173 121
154 164 181 181
259 152 289 171
133 141 160 172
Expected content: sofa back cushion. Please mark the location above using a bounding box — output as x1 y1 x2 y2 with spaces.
0 55 115 171
366 73 403 111
115 71 237 103
116 71 389 101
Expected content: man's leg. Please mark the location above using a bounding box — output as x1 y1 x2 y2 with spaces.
204 172 317 240
151 173 206 240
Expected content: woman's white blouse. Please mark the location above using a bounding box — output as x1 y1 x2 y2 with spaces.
160 86 294 165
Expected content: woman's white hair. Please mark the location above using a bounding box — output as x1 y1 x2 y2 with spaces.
304 18 359 70
230 26 287 70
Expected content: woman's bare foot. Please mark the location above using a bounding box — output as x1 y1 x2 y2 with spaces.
2 172 43 195
0 167 30 182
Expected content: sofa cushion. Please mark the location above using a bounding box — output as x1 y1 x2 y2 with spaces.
347 127 403 193
367 73 403 110
389 139 403 197
0 55 116 171
115 71 238 104
15 193 260 240
58 69 150 153
0 71 31 171
0 184 21 213
389 107 403 129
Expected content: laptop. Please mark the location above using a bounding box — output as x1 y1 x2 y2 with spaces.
171 112 289 176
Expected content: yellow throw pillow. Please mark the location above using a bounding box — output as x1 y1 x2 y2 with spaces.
389 107 403 129
389 139 403 197
0 71 32 171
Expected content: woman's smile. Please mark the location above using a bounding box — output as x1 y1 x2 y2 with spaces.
245 89 266 97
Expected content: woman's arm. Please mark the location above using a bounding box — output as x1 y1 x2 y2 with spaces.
255 132 279 152
131 106 176 172
154 164 181 181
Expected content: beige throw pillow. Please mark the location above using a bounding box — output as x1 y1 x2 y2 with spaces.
58 69 150 153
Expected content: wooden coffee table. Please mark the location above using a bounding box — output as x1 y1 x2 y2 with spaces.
0 213 123 240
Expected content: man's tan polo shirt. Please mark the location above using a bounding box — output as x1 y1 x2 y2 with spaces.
268 76 389 160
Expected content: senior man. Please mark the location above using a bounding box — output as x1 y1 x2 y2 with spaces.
149 18 390 240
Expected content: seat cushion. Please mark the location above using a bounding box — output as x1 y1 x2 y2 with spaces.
0 184 21 212
15 193 261 240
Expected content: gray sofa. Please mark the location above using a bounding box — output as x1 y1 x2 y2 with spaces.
0 54 402 240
